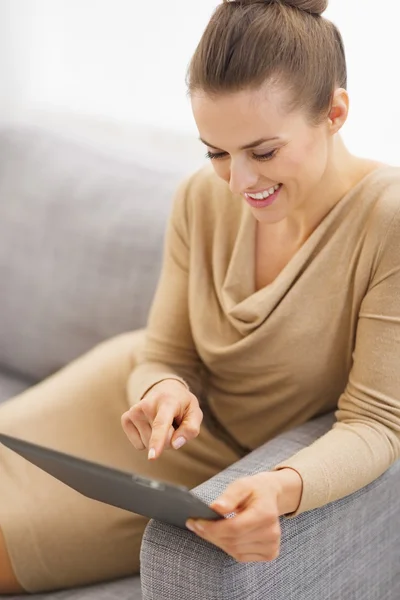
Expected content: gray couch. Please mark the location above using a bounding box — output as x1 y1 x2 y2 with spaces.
1 125 399 600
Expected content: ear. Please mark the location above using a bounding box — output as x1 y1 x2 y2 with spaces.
327 88 349 134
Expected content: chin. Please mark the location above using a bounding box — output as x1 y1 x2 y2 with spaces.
250 208 288 224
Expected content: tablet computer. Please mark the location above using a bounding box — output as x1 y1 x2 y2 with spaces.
0 433 222 529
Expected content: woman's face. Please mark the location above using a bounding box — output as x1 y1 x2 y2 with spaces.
191 85 337 224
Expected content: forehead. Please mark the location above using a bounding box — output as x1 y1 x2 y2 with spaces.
191 86 293 148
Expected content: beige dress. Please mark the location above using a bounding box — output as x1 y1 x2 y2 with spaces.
1 164 400 592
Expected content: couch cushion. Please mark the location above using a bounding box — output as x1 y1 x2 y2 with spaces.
0 125 198 380
0 371 32 403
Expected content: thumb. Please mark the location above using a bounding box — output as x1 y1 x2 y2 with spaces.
211 479 253 515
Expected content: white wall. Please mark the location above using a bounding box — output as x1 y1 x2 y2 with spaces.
1 0 218 132
1 0 399 163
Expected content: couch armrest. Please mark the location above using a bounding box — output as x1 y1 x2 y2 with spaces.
140 413 400 600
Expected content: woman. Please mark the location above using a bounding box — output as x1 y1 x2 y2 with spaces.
1 0 399 593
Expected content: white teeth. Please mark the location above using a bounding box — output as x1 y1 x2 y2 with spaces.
247 184 281 200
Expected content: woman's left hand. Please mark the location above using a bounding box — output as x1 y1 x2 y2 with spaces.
186 470 301 563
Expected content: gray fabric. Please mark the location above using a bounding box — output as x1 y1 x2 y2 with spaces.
141 412 400 599
2 576 142 600
0 125 190 381
0 371 30 403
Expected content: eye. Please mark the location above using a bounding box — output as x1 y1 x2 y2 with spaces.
252 149 278 162
205 150 228 161
205 149 278 162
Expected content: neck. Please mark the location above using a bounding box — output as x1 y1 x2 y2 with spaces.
321 135 369 201
283 135 381 245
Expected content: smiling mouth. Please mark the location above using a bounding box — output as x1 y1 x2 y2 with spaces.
245 184 282 200
244 184 283 208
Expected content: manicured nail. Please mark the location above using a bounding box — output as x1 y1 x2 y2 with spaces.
173 436 186 450
148 448 156 460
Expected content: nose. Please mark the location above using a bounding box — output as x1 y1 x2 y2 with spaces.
228 158 259 195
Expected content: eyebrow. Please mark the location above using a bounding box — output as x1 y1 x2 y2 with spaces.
199 136 281 151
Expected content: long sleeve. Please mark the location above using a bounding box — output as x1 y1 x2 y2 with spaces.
127 164 400 515
275 204 400 515
127 176 205 406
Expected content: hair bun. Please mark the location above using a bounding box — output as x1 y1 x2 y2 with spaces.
223 0 328 16
282 0 328 15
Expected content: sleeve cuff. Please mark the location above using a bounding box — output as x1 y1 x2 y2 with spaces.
138 375 189 401
127 365 189 407
273 456 330 517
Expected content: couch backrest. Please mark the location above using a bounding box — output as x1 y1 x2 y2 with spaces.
0 125 200 381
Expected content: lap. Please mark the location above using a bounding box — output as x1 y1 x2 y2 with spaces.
0 331 239 592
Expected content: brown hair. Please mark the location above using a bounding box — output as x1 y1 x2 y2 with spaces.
187 0 347 123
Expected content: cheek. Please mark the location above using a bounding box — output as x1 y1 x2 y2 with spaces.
281 137 328 182
303 133 329 169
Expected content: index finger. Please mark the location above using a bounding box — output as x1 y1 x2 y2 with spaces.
148 403 177 460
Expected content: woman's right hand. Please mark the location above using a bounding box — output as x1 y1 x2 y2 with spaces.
121 379 203 460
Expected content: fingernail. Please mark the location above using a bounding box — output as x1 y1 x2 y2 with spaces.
148 448 156 460
186 521 196 532
186 520 204 533
172 436 186 450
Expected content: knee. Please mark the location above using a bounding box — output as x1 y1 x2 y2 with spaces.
88 330 147 382
88 329 146 364
0 528 25 594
